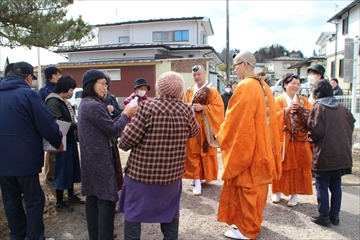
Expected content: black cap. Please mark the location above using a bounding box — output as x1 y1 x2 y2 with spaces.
12 61 37 80
307 64 325 78
134 78 150 91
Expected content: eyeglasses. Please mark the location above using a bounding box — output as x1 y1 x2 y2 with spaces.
192 66 199 72
233 61 244 68
97 81 108 88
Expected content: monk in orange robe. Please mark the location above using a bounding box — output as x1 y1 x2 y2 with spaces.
271 73 313 207
182 65 224 196
217 51 282 239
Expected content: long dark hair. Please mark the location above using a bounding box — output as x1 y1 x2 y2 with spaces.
82 81 98 98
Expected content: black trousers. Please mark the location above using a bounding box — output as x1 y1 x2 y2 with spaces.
124 218 179 240
85 196 116 240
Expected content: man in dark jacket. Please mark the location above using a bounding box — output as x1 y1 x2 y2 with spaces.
104 74 122 118
220 83 233 116
330 78 344 96
308 80 355 227
0 61 63 240
39 66 62 184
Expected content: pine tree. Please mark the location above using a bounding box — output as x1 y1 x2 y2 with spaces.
0 0 95 49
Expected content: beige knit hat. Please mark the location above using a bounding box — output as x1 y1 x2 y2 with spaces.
156 71 184 99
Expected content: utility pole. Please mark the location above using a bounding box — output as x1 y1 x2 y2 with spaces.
226 0 230 83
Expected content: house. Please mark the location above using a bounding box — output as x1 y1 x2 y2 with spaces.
54 17 223 98
265 56 305 79
326 0 359 90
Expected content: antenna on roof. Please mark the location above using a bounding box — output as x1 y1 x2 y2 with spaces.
115 6 118 22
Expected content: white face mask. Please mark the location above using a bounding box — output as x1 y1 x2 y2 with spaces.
308 75 316 86
137 90 147 97
225 88 231 93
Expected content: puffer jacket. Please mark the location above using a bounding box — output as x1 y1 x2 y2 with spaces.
308 97 355 172
0 74 62 176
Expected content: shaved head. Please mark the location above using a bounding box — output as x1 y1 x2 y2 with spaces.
235 51 256 67
233 51 256 80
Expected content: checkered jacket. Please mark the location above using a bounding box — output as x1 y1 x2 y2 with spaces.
119 95 199 185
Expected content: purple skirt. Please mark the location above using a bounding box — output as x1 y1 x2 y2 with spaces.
118 174 182 223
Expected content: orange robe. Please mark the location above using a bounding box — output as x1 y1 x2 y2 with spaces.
272 93 313 195
217 76 282 239
182 85 224 182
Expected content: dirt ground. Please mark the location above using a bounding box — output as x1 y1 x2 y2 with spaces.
0 151 359 240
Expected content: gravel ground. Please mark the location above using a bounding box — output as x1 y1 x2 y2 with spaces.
0 151 359 240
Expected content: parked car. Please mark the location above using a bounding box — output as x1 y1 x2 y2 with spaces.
68 88 83 108
270 77 311 97
270 78 283 95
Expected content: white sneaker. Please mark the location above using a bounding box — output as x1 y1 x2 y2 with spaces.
192 187 201 196
46 238 56 240
190 179 206 186
224 228 249 239
287 194 298 207
271 192 281 203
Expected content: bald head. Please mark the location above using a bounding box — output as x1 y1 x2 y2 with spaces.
233 51 256 80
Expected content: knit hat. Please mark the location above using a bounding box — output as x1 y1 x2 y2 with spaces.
156 71 184 99
44 66 60 80
82 69 108 88
134 78 151 90
307 64 325 78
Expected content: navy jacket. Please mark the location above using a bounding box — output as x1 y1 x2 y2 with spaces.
105 92 122 118
0 74 63 176
39 80 55 101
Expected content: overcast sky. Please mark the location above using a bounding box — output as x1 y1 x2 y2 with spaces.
0 0 353 68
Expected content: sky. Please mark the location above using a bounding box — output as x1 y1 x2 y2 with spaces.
0 0 354 69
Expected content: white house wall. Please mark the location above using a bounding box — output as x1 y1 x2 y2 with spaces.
68 49 159 62
98 20 207 45
335 5 360 52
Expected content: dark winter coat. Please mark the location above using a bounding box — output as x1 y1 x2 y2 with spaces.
220 91 233 115
78 97 129 202
0 74 62 176
308 97 355 172
105 92 122 118
39 80 55 101
333 85 343 96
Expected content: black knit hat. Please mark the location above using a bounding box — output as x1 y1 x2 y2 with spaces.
307 64 325 78
134 78 151 91
82 69 107 88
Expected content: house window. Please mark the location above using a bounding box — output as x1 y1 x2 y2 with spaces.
283 63 291 69
203 34 208 44
342 17 348 35
153 31 173 42
339 58 344 77
153 30 189 42
331 60 335 78
99 69 121 81
174 30 189 41
118 36 129 43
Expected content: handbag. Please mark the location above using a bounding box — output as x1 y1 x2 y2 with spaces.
110 137 123 191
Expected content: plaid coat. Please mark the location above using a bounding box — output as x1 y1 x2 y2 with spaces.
119 95 199 185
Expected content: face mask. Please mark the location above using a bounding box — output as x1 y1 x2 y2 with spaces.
308 75 316 86
137 90 147 97
225 88 231 93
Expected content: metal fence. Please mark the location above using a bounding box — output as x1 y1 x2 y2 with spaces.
334 95 360 114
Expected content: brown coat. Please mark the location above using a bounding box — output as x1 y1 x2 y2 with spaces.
308 97 355 172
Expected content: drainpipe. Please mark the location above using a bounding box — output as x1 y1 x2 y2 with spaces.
195 19 199 44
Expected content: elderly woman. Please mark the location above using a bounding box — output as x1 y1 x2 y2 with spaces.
122 78 151 108
77 69 137 240
118 71 200 239
45 75 83 213
271 73 313 207
308 80 355 227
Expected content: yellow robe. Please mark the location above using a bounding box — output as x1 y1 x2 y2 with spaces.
182 85 224 182
217 75 282 239
272 93 313 195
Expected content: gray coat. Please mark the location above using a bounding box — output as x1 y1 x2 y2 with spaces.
78 97 128 202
